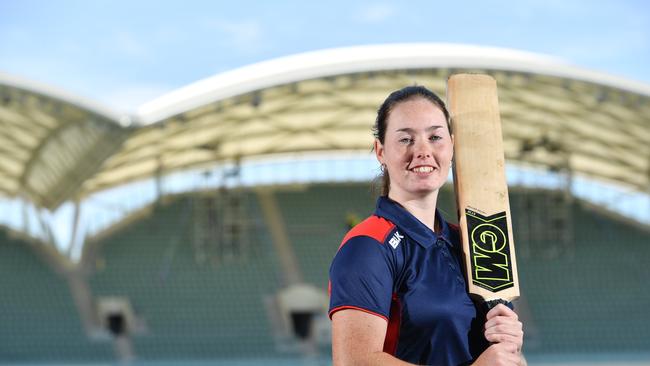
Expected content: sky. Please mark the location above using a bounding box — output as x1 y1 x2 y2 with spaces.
1 0 649 114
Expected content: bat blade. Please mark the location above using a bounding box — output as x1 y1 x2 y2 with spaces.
447 74 520 309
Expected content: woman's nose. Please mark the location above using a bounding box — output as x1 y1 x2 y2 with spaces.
413 140 431 159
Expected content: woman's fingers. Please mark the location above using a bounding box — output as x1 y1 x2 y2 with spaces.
484 304 524 351
474 343 522 366
485 331 523 347
486 303 518 320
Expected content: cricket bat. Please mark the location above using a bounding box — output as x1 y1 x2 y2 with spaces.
447 74 520 311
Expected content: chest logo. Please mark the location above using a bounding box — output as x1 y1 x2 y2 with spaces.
388 231 404 249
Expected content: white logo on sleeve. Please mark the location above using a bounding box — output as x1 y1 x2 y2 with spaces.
388 231 404 249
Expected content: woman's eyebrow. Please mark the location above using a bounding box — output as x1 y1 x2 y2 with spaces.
395 126 443 133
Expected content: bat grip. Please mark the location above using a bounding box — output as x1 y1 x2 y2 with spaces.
483 298 513 312
483 299 515 346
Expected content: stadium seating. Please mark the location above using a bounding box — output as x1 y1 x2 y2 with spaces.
2 184 648 363
0 230 113 362
512 191 650 355
273 184 376 288
89 194 283 360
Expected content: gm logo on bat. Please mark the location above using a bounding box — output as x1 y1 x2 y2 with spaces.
466 209 514 292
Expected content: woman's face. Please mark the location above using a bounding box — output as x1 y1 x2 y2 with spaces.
375 97 454 201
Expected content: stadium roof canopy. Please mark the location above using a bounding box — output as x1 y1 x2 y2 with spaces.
0 43 649 210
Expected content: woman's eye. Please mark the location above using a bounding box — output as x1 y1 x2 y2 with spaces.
399 137 413 144
430 135 442 141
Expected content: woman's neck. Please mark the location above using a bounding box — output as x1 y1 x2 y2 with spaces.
388 191 439 232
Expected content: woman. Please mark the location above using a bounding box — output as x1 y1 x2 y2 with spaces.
329 85 524 365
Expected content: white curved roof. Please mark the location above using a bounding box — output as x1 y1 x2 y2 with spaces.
1 43 649 209
136 43 650 124
0 72 129 209
0 72 125 123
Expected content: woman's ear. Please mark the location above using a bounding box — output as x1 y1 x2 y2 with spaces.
374 139 384 165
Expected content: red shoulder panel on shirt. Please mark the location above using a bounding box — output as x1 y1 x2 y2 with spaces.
339 215 395 250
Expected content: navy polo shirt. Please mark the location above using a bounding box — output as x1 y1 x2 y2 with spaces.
329 196 488 366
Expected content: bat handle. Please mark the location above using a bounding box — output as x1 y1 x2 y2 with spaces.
484 298 513 312
483 299 515 346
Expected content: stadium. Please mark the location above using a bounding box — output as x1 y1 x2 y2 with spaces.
0 44 648 365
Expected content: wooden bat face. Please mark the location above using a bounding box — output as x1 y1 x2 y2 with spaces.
447 74 520 305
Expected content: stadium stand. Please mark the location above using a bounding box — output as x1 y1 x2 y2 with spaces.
87 193 284 361
274 184 375 288
512 190 650 355
0 183 649 363
0 229 113 362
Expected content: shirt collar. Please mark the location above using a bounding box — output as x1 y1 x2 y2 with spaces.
375 196 453 249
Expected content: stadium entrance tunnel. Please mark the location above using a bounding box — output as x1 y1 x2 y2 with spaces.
290 311 314 340
97 297 137 337
107 312 126 337
277 283 329 342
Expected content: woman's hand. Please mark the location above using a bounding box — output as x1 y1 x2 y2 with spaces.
473 342 522 366
473 303 525 365
484 303 524 351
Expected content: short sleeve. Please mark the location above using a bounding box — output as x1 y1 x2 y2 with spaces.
328 235 395 321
